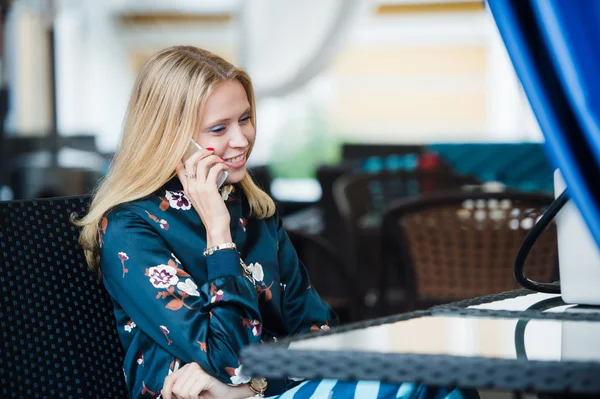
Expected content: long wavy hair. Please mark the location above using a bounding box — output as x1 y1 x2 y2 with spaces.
74 46 276 276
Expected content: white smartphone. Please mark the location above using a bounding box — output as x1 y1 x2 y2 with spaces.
182 138 228 189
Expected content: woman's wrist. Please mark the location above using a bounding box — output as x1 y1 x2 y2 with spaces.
231 384 255 399
206 229 232 248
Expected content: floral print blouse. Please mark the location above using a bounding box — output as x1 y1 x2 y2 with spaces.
100 178 338 398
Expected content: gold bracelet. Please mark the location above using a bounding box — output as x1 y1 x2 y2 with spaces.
203 242 237 257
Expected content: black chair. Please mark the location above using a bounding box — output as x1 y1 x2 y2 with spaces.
0 196 127 398
316 164 349 251
380 191 558 315
286 229 362 323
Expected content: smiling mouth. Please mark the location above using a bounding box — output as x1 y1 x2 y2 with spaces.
224 153 245 163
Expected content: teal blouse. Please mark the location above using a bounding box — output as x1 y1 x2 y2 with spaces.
100 178 338 398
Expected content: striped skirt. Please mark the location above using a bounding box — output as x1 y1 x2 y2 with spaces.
267 380 479 399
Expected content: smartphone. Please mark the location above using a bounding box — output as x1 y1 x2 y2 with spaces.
183 138 228 189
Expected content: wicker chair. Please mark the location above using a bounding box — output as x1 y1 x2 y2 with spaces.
333 170 480 319
380 191 558 315
0 196 128 398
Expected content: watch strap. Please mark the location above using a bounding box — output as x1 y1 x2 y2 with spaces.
203 242 237 257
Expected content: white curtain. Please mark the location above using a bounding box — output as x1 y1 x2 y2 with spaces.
237 0 362 166
239 0 360 99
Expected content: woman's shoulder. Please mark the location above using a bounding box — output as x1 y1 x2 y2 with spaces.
103 192 167 227
109 178 186 215
101 201 148 233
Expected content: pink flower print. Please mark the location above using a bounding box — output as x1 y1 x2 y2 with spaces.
100 216 108 234
310 321 330 332
168 359 181 375
146 265 179 289
239 218 247 232
165 190 191 210
240 258 254 283
256 281 274 302
211 292 224 303
136 351 144 366
98 215 109 248
225 365 250 385
252 322 262 337
149 256 195 311
167 256 189 277
241 317 262 336
124 320 136 333
197 341 207 352
155 285 195 311
158 195 170 211
160 325 172 345
145 210 169 231
141 381 158 397
210 284 224 303
118 252 129 278
177 279 200 297
247 262 264 282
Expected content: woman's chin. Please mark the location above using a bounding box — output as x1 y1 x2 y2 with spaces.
225 168 246 184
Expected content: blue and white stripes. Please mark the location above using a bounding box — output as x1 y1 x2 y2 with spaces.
266 380 477 399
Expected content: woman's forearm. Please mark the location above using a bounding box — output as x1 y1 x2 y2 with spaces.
229 384 255 399
205 383 255 399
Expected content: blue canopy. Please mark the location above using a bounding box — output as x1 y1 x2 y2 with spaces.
487 0 600 246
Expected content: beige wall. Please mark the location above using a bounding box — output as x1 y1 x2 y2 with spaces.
329 45 487 141
5 4 53 135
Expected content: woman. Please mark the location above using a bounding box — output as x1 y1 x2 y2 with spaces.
76 46 477 399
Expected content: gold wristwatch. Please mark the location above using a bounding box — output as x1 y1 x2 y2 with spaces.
248 377 267 397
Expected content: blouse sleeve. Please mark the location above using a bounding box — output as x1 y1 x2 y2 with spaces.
275 214 339 335
100 207 262 384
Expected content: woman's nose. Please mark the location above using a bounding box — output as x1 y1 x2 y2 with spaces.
229 124 249 148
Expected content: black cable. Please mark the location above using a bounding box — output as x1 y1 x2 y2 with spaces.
513 190 570 293
514 296 567 360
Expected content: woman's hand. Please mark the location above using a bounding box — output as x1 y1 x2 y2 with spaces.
176 149 232 247
161 362 254 399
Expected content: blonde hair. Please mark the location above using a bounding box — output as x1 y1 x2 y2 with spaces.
74 45 276 276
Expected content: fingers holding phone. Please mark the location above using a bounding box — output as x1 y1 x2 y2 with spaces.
182 139 228 189
177 139 232 244
184 151 224 187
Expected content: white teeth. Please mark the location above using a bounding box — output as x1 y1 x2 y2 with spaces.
225 154 244 163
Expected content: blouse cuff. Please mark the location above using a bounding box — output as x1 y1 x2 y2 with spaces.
206 249 242 280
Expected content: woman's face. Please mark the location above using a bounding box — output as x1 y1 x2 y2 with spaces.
193 79 255 184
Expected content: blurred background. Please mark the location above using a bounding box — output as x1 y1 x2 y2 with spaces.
0 0 557 323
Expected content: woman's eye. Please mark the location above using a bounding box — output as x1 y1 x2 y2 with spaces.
209 125 226 133
240 115 252 123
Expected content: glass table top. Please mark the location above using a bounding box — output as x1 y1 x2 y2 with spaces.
290 303 600 363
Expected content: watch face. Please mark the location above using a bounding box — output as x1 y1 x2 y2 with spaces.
251 377 267 391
